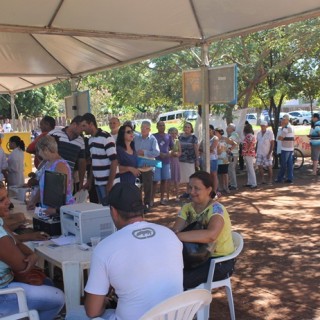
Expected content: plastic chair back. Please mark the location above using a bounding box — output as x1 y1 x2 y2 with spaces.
0 287 40 320
196 231 244 320
139 289 212 320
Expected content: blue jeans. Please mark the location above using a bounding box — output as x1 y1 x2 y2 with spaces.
0 281 65 320
95 185 108 204
277 150 293 181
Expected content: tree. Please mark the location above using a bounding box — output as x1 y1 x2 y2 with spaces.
289 58 320 113
209 18 320 129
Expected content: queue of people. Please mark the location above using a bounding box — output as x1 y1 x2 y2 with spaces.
1 111 319 320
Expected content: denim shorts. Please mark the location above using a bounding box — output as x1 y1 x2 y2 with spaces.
210 159 218 172
153 163 171 181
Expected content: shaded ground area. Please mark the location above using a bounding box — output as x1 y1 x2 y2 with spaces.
147 160 320 320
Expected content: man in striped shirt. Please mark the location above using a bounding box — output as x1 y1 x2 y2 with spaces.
275 114 295 183
81 113 120 203
48 115 86 188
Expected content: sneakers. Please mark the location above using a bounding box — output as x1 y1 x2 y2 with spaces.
144 204 151 213
284 180 293 184
229 186 238 190
250 185 257 189
160 199 168 205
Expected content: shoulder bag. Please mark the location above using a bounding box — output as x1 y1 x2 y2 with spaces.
181 219 211 270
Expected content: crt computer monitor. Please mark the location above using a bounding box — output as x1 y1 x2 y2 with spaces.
43 171 67 209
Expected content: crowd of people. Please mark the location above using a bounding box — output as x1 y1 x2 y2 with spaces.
0 111 319 319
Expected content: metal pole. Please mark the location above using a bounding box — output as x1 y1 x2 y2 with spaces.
201 43 210 173
10 93 15 131
71 77 78 117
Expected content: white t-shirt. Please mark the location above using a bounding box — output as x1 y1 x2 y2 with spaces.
7 148 24 186
256 129 274 156
209 136 218 160
85 221 183 320
3 123 12 133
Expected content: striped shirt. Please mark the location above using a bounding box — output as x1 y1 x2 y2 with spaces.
49 127 85 173
280 125 294 151
88 129 120 186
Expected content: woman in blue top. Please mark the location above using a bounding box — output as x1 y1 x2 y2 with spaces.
27 135 74 215
116 124 140 184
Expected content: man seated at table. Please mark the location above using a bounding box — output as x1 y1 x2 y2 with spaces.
67 182 183 320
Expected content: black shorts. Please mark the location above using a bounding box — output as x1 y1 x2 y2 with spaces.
183 258 236 290
218 164 229 174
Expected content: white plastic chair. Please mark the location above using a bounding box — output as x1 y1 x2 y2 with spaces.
139 289 212 320
196 231 244 320
0 287 40 320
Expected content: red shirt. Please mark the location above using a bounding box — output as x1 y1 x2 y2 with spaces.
242 133 256 157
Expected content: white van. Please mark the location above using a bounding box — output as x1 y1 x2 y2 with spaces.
157 110 198 123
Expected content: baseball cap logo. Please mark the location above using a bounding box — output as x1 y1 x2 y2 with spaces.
132 228 155 239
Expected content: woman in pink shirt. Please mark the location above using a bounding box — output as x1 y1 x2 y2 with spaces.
242 124 257 188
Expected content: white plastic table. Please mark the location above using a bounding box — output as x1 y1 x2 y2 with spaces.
35 242 92 312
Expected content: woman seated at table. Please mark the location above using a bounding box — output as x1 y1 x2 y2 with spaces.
0 181 65 319
27 135 74 215
116 124 140 184
172 170 235 289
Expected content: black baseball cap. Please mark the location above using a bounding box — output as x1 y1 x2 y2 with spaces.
108 183 144 212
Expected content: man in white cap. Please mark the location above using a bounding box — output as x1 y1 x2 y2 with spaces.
275 114 295 183
256 120 275 185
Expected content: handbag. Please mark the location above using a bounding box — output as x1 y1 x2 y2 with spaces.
13 266 46 286
181 220 211 270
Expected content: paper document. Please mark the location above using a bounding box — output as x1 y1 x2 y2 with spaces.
51 235 76 246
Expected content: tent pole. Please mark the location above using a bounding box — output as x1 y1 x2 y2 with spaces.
200 43 210 173
71 77 78 117
10 93 15 131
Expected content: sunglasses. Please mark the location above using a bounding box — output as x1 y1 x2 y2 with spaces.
126 130 133 134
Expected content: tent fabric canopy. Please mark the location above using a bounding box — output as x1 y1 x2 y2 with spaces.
0 0 320 93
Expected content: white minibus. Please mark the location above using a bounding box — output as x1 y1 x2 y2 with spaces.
157 110 198 122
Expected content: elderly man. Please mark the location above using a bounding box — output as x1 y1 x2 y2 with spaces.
67 183 183 320
108 117 121 141
256 120 275 185
134 120 160 210
226 123 240 190
275 114 295 183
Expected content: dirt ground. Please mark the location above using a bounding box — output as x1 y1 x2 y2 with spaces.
147 159 320 320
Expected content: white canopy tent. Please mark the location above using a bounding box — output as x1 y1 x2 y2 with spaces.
0 0 319 169
0 0 319 93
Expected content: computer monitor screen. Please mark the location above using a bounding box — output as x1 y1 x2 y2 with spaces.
43 171 67 208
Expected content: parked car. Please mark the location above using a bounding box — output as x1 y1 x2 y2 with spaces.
261 114 275 125
157 110 198 122
246 113 258 125
279 112 299 125
288 111 312 125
